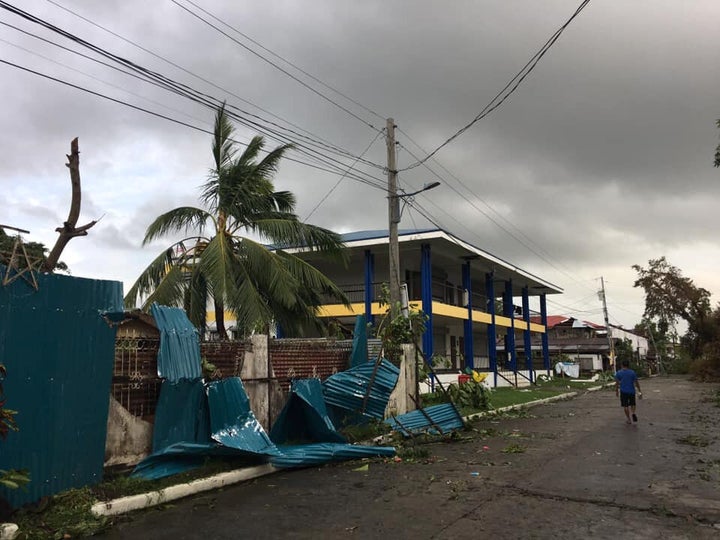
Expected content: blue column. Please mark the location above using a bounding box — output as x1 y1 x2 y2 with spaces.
421 243 433 364
540 293 550 374
364 250 375 326
485 272 497 386
503 280 516 373
522 286 533 383
462 260 473 369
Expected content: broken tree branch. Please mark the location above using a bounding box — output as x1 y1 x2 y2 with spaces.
41 137 98 272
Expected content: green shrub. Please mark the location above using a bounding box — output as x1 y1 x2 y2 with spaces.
447 380 492 411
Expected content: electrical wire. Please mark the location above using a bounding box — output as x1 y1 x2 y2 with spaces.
169 0 383 134
400 0 591 171
0 57 391 194
180 0 386 123
2 1 386 172
304 128 385 221
42 0 371 165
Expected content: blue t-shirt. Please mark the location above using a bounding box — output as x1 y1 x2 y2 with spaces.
615 368 637 394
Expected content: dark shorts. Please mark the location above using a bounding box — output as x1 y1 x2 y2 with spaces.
620 392 636 407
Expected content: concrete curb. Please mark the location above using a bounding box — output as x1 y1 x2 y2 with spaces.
462 383 612 422
91 463 278 517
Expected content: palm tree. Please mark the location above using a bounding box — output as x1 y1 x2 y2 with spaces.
125 104 349 339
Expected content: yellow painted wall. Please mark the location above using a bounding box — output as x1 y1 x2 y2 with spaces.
207 300 546 333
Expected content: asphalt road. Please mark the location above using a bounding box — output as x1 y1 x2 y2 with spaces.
101 376 720 539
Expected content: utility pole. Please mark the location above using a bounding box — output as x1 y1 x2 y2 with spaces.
599 276 616 371
387 118 401 317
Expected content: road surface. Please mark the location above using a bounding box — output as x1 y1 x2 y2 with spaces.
101 375 720 539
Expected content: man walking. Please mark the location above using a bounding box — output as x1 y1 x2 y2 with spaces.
615 359 642 424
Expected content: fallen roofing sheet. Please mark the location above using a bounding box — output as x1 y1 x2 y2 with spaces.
349 315 368 368
152 379 210 452
270 379 346 445
151 303 202 381
134 376 395 480
322 359 399 420
207 378 280 455
271 443 396 469
385 403 464 437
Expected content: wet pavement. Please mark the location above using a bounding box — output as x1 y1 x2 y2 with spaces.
100 376 720 539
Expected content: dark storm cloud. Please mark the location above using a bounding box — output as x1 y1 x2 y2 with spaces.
2 0 719 326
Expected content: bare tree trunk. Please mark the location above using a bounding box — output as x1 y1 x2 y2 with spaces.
41 138 97 273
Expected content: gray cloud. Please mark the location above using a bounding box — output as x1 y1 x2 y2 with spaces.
3 0 720 327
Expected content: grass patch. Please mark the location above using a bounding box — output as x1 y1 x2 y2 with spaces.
501 443 527 454
13 487 110 540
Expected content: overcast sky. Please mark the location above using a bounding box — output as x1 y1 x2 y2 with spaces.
2 0 719 330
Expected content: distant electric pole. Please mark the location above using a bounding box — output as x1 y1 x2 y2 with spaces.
387 118 401 316
599 276 616 370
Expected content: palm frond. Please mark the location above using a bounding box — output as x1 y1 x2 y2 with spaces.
184 268 208 332
212 103 236 171
124 248 175 308
143 207 211 245
253 219 348 263
252 143 293 180
140 264 189 310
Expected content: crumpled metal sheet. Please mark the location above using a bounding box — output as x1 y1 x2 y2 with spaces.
151 303 202 381
350 315 368 368
131 442 267 480
270 379 346 444
207 378 281 456
385 403 464 437
322 359 400 420
152 379 210 452
270 443 396 469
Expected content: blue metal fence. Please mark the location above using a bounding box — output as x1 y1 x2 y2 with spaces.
0 268 122 508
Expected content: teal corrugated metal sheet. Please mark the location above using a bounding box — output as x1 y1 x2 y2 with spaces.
207 378 280 455
270 443 396 468
269 379 346 444
152 379 210 452
384 403 465 437
322 359 400 419
150 303 201 381
0 269 122 508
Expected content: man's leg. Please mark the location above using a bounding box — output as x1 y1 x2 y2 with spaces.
623 405 631 424
631 404 637 423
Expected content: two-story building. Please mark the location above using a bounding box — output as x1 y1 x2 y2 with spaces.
289 228 563 387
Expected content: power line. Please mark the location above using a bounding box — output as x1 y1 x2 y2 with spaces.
0 57 390 194
304 129 385 221
42 0 365 164
169 0 383 134
180 0 386 123
400 0 591 171
396 134 598 295
10 1 385 171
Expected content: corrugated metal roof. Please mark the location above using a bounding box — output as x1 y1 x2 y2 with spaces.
207 378 280 456
385 403 464 437
271 443 396 469
269 379 346 444
322 359 399 419
151 303 202 381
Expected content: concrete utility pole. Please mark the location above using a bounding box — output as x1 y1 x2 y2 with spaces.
599 276 616 370
387 118 401 317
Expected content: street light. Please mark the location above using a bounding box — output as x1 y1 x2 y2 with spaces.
388 180 441 317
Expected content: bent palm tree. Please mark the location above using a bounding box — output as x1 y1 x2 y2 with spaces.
125 104 349 338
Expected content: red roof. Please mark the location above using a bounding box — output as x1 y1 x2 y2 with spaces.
529 315 571 329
